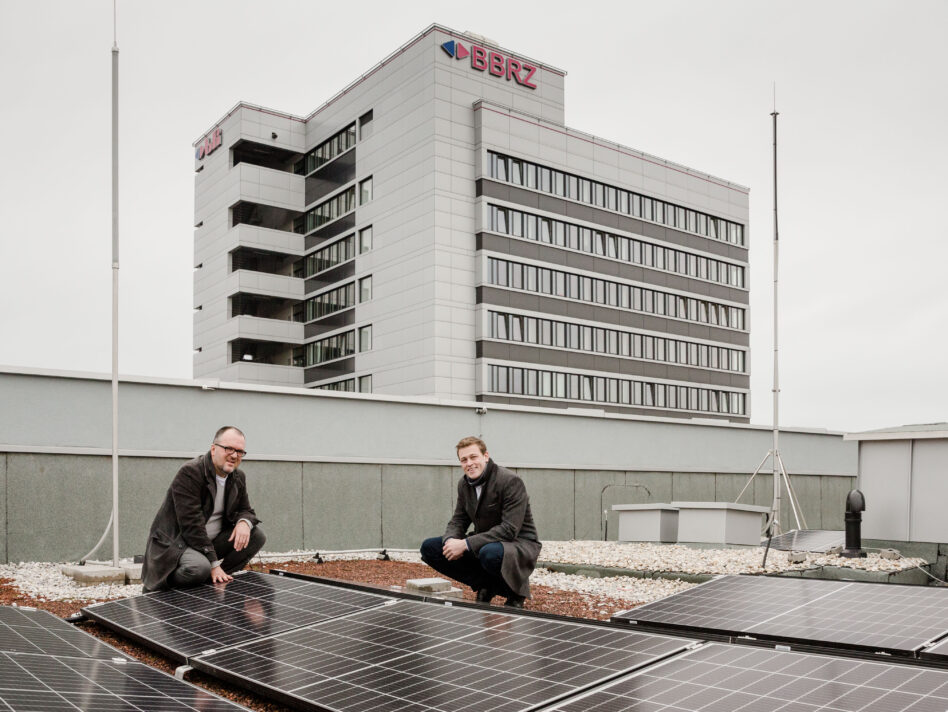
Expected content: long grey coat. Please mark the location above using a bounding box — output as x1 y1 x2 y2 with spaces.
443 460 541 597
141 451 259 591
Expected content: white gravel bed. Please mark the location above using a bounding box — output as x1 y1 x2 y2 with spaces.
530 568 695 605
539 541 928 575
0 562 142 603
0 541 930 604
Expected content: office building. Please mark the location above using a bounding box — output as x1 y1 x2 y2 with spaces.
192 24 750 421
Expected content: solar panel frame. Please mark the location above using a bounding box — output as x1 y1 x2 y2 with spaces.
0 650 249 711
82 570 394 662
761 529 844 552
612 574 948 659
191 598 700 712
545 642 948 712
0 605 129 660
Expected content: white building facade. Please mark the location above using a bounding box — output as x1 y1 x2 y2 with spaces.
193 24 751 422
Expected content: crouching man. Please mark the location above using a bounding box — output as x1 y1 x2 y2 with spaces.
421 436 541 608
141 426 266 592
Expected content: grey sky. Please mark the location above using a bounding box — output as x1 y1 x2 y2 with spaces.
1 0 945 432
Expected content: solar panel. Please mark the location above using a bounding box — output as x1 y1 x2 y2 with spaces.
549 642 948 712
920 636 948 664
82 570 392 661
0 605 127 660
0 651 248 710
192 599 698 712
613 575 948 656
761 529 844 552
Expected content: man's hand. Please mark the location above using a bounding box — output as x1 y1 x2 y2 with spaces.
442 538 468 561
229 520 252 551
210 565 233 584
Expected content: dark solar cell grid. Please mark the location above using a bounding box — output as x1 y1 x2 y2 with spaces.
761 529 844 553
0 606 126 660
616 575 846 631
615 575 948 654
755 582 948 652
193 598 696 712
550 644 948 712
82 571 391 660
0 651 247 710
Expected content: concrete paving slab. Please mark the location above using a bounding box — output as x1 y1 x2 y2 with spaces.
60 565 126 586
122 563 142 584
405 577 452 593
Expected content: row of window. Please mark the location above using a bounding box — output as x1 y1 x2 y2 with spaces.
487 311 745 373
488 205 744 288
487 365 746 415
299 276 372 322
487 257 746 330
296 226 373 279
302 325 373 366
293 178 372 235
294 123 357 176
488 152 745 246
316 374 373 393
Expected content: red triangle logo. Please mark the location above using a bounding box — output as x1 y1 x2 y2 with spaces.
456 42 470 60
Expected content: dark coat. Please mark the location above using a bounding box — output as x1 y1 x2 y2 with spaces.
443 459 541 597
141 451 259 591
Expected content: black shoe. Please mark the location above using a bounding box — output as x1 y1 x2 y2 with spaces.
475 588 494 604
503 595 525 609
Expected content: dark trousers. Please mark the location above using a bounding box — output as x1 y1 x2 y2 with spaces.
420 536 513 597
170 525 266 588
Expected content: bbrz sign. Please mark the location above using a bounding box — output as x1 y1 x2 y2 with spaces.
195 128 222 160
441 40 537 90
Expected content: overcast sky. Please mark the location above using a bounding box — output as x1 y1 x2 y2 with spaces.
1 0 945 433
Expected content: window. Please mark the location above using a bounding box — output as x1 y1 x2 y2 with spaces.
359 226 373 253
486 151 746 246
304 235 354 276
359 109 373 140
295 122 357 175
485 202 746 288
359 276 372 302
359 177 373 205
359 325 372 352
358 374 372 393
485 364 746 415
304 282 355 320
306 330 355 365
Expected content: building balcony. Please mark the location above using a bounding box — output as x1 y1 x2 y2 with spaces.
225 269 304 300
228 223 304 256
229 315 303 343
225 163 304 213
215 360 305 388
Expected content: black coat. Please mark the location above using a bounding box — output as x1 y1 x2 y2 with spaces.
443 460 541 597
141 451 259 591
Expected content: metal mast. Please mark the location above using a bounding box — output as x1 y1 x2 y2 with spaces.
736 106 806 559
111 1 121 568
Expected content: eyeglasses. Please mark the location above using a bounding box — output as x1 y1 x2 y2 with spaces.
213 443 247 458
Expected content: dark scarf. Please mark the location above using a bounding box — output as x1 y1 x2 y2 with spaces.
464 458 496 489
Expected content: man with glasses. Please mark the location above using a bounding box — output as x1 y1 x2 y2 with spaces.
141 426 265 592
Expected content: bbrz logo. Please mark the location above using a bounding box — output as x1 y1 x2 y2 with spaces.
441 40 537 90
195 128 222 160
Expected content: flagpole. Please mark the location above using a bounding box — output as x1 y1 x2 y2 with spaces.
111 1 121 568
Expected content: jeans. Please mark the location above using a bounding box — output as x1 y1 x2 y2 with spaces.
420 536 513 597
170 525 266 588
